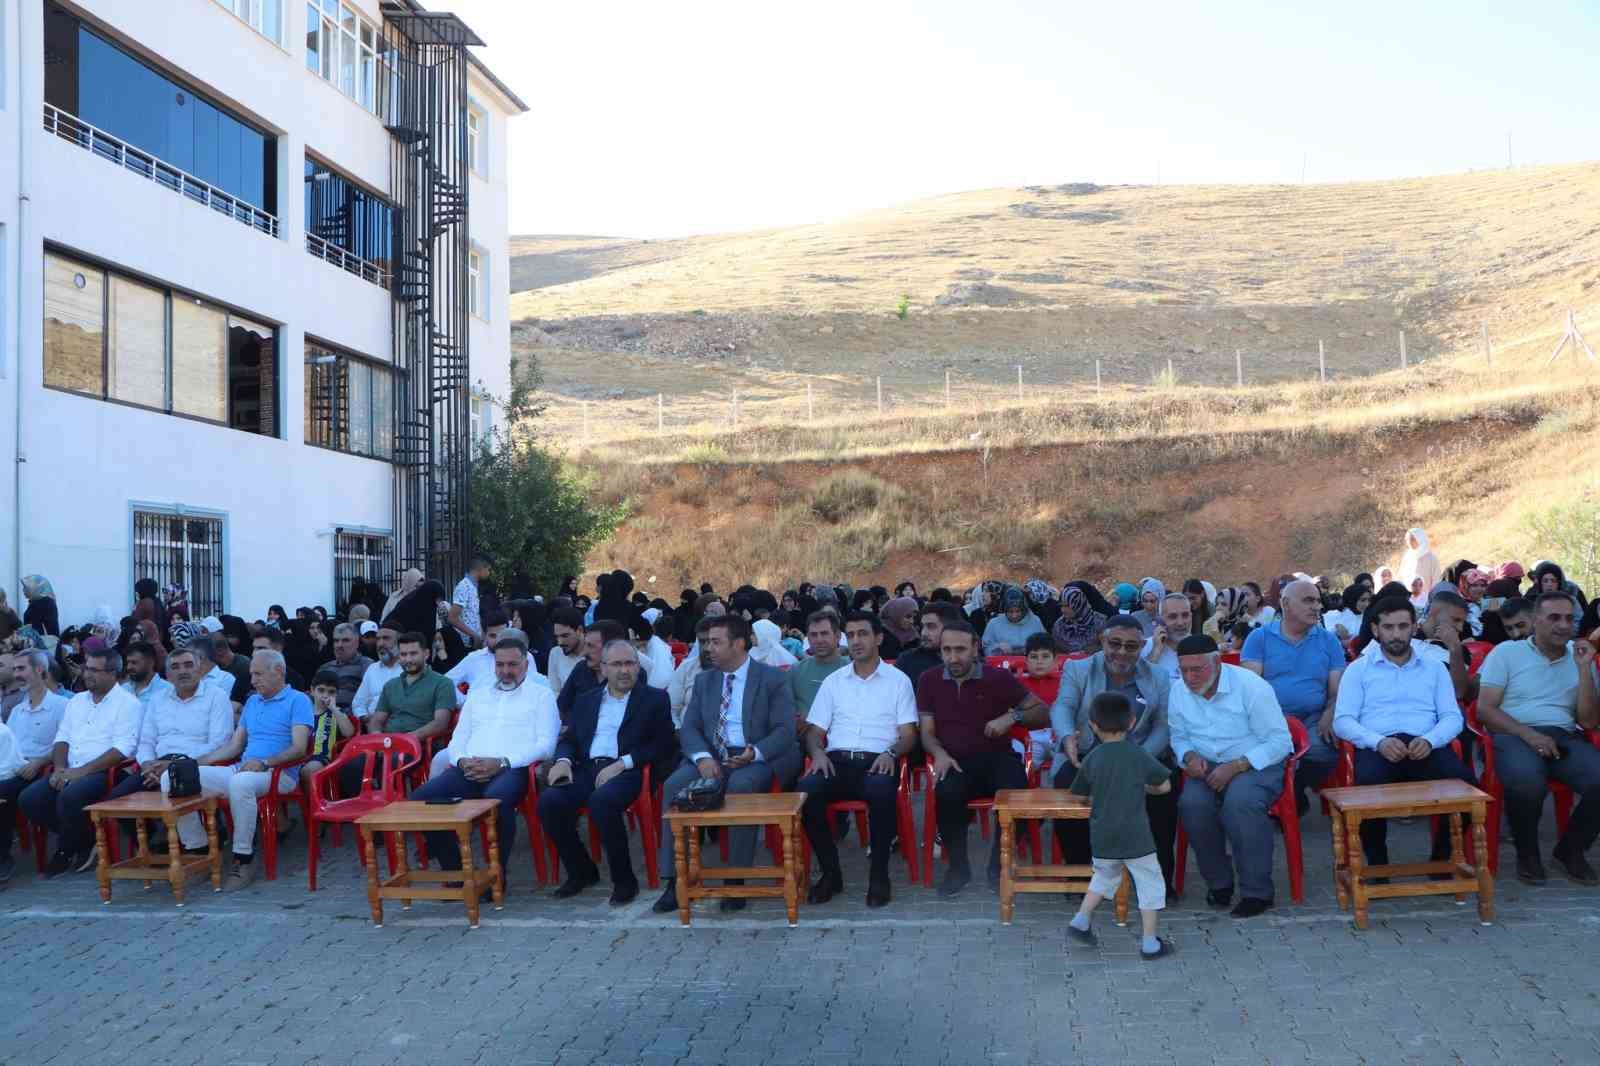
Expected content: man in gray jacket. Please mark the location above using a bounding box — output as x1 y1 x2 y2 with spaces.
653 614 800 914
1049 613 1176 888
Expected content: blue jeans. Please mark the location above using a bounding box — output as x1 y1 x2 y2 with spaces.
412 767 527 871
1492 728 1600 856
19 772 114 859
1178 761 1285 901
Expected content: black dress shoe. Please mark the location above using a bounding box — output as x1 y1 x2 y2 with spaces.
807 872 843 904
552 869 600 898
1516 853 1548 885
865 876 891 908
651 880 679 913
938 865 972 898
1230 897 1273 918
1552 844 1599 886
719 896 747 912
609 881 640 906
45 850 72 878
1204 889 1232 909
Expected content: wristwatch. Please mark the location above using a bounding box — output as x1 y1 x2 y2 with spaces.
1011 707 1024 725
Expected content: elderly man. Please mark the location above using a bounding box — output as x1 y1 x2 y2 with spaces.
1170 634 1293 917
1477 591 1600 885
188 636 236 703
541 639 674 904
1241 578 1344 814
416 634 560 880
919 620 1049 896
121 641 174 713
326 623 374 713
0 650 69 881
652 614 800 914
799 612 919 907
1333 596 1472 867
546 608 586 696
105 646 233 853
1051 614 1174 884
195 650 314 889
1142 593 1193 684
351 623 402 721
19 649 144 876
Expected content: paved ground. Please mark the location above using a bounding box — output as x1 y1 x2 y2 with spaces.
4 799 1599 1066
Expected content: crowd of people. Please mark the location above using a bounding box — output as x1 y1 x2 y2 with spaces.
2 526 1597 953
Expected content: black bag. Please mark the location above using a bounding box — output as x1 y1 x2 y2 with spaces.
671 775 725 812
164 754 201 798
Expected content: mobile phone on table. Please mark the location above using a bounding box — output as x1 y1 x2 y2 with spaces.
425 796 464 805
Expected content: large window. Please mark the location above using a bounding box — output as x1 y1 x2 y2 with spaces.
468 247 487 319
45 4 277 216
306 1 395 117
216 0 283 45
304 156 394 282
334 531 394 614
133 509 225 620
44 249 279 435
304 340 398 461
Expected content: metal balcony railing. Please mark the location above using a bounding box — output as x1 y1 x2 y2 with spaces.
305 232 391 289
43 103 281 239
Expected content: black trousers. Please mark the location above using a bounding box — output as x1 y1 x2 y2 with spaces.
933 751 1027 871
537 761 643 890
1351 736 1475 864
1052 760 1178 886
797 754 900 879
0 774 31 857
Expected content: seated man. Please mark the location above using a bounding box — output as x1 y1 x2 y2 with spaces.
545 607 586 697
446 609 521 707
1416 590 1474 702
652 614 800 914
350 623 402 722
668 617 716 727
557 620 627 720
325 623 375 714
1049 614 1173 886
341 631 455 797
1476 591 1600 885
19 649 143 875
788 611 849 728
1169 634 1293 918
0 650 69 881
798 612 918 908
1240 578 1344 813
194 651 314 890
893 601 960 690
418 634 560 884
540 639 673 905
1141 592 1193 685
918 621 1049 896
120 641 173 713
1332 596 1472 866
105 646 234 853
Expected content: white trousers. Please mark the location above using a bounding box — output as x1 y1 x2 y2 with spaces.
1089 853 1166 911
164 766 292 855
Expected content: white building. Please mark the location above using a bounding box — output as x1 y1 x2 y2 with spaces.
0 0 526 627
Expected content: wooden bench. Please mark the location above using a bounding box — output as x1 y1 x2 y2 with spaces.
665 792 805 926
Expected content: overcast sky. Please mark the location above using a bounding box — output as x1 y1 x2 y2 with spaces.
448 0 1600 239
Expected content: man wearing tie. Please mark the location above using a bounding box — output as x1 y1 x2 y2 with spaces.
540 640 676 905
652 615 801 914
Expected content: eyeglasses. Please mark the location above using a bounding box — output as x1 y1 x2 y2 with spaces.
1104 641 1143 654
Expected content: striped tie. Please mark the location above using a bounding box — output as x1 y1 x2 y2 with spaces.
716 672 735 760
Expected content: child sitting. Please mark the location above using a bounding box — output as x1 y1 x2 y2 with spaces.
1019 633 1061 766
1067 690 1175 960
304 667 356 801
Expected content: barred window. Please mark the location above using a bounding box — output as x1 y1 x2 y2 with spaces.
334 531 394 614
133 509 225 620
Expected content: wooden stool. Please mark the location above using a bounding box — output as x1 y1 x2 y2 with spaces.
1321 780 1494 930
994 789 1130 925
86 791 223 906
356 800 504 929
665 792 805 927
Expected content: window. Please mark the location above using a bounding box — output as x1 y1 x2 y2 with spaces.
44 249 279 435
467 106 485 176
304 155 395 281
470 394 495 445
469 247 487 319
334 531 394 614
133 509 225 620
307 1 388 117
304 339 398 461
217 0 283 45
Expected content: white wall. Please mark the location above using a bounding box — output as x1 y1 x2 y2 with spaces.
0 0 21 605
466 66 517 435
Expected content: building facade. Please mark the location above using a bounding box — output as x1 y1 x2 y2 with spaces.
0 0 525 625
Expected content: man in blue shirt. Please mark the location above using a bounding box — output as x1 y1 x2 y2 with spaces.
1332 596 1473 866
1242 579 1345 814
195 650 313 890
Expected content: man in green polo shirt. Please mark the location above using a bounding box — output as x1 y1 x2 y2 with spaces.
790 612 848 729
370 632 456 743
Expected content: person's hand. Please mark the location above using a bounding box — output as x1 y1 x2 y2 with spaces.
546 760 573 786
696 756 722 780
931 750 962 783
1064 734 1081 768
1149 625 1168 656
1377 737 1408 763
17 758 46 781
1405 737 1433 760
1182 752 1209 780
983 713 1013 739
810 752 835 779
1334 624 1351 641
725 747 755 769
1204 759 1244 792
1575 641 1596 670
1527 732 1559 759
142 759 169 787
869 753 896 775
48 767 73 790
239 759 268 773
1316 713 1335 743
595 760 625 787
1434 622 1461 650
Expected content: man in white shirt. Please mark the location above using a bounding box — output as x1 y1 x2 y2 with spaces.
1 650 69 881
545 607 585 696
668 618 716 727
434 620 541 777
414 633 559 882
350 623 403 721
19 649 144 876
799 612 918 908
190 636 237 703
120 641 174 712
1141 593 1193 684
103 647 234 854
541 640 675 905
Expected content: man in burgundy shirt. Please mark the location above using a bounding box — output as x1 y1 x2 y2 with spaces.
918 621 1049 895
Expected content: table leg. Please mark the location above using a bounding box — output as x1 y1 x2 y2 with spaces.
1472 802 1494 925
163 813 186 906
1113 864 1130 926
675 825 693 927
394 825 413 909
1346 814 1369 930
206 803 223 893
361 826 383 927
459 828 480 929
1330 808 1349 911
135 815 152 890
93 815 112 905
1448 810 1467 904
784 816 799 927
485 814 504 911
998 814 1014 925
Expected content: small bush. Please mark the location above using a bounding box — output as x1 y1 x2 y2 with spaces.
1523 498 1600 594
682 442 729 466
810 470 897 523
896 294 911 320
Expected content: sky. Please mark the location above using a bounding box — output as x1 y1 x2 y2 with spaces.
448 0 1600 239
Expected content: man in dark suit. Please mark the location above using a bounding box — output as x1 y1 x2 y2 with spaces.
540 639 676 905
652 614 800 914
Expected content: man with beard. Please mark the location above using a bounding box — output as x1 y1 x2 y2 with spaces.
546 608 586 695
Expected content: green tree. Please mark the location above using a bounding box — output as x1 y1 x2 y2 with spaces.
1523 498 1600 596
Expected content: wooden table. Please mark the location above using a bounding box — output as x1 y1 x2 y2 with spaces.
994 789 1130 925
86 791 223 906
356 800 504 929
1321 780 1494 929
665 793 805 926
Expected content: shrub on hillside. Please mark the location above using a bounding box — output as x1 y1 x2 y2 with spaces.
810 470 898 523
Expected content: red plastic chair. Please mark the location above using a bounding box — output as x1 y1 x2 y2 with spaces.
669 641 689 667
305 734 421 890
797 756 919 886
1466 702 1599 876
543 763 660 888
213 757 311 882
1220 651 1242 666
1462 641 1493 675
1173 716 1309 903
16 762 54 872
1334 734 1493 870
921 727 1040 886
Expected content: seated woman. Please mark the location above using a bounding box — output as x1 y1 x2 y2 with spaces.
981 585 1046 655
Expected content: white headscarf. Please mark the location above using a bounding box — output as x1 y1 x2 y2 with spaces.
749 618 798 667
1397 526 1442 592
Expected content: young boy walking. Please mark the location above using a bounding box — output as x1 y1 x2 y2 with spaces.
1066 691 1174 959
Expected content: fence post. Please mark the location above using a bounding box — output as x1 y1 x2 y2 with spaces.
1166 357 1174 384
1399 330 1408 370
1482 321 1491 365
657 393 663 435
876 376 883 415
1095 359 1102 393
807 381 814 421
1016 365 1023 402
944 369 951 409
732 390 739 429
1318 339 1326 383
1235 349 1243 387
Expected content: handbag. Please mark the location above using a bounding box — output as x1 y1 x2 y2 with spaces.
164 754 201 798
671 774 726 812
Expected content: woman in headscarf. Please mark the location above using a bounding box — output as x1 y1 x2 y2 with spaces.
1397 527 1442 595
1052 582 1109 654
1455 567 1491 637
386 578 448 642
1495 561 1525 591
1530 560 1587 615
135 618 168 674
964 580 1004 635
20 575 59 637
982 585 1046 654
168 619 200 649
1112 582 1140 614
163 583 190 622
879 596 920 660
1204 587 1240 641
749 617 799 668
1182 579 1212 632
1130 578 1166 637
132 578 169 637
381 568 424 625
1023 579 1060 632
1321 584 1372 642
